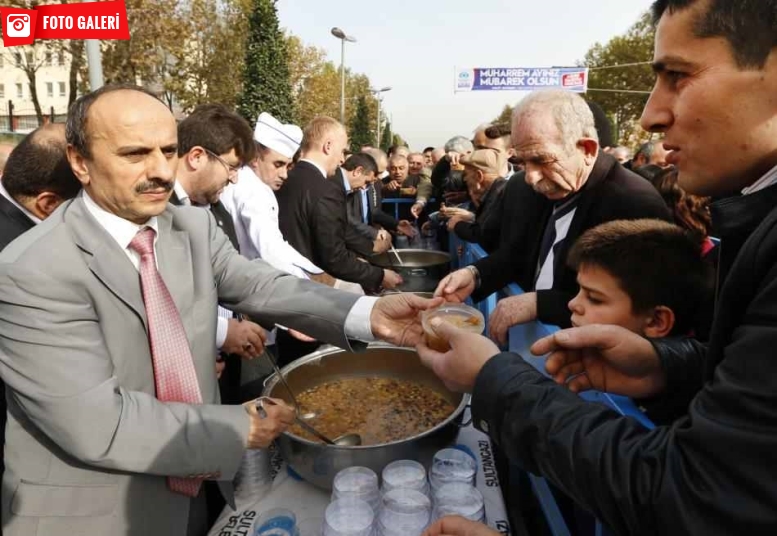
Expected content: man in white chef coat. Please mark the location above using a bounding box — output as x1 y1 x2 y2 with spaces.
221 112 322 279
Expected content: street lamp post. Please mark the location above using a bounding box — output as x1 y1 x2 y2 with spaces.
331 27 356 124
83 0 104 89
370 86 392 147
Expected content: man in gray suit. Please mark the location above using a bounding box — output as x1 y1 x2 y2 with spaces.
0 85 438 536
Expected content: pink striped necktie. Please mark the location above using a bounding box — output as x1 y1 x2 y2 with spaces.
129 227 203 497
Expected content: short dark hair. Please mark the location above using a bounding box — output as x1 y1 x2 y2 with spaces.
66 84 161 159
423 147 435 154
649 167 712 241
2 124 81 201
634 163 664 182
342 152 378 176
567 219 707 335
585 100 613 148
651 0 777 68
177 104 255 165
484 124 510 138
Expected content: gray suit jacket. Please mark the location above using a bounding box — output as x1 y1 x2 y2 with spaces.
0 195 360 535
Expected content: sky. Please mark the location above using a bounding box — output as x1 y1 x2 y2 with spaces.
276 0 653 150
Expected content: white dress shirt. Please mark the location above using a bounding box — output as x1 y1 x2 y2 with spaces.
83 191 161 268
172 181 232 350
85 188 377 343
0 182 42 224
341 168 352 193
220 167 322 278
534 207 577 291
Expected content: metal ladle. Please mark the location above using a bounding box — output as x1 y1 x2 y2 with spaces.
263 350 317 420
389 244 405 266
258 397 362 447
262 352 362 446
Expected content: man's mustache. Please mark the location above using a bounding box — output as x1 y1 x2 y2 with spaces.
135 180 174 194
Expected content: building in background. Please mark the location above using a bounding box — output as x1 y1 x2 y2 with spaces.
0 46 78 133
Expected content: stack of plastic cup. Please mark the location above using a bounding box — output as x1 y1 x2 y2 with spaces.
323 498 375 536
431 483 485 522
253 508 300 536
376 488 432 536
428 448 477 494
331 467 381 514
233 449 273 502
381 460 430 497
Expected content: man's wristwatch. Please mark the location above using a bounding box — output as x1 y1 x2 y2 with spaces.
465 265 481 289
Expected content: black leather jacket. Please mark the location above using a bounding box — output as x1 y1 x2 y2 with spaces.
472 183 777 535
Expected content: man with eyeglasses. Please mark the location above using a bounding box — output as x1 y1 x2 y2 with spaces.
173 104 268 398
173 102 272 526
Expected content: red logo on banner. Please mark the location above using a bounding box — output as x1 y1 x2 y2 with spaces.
1 8 38 47
1 1 130 47
562 73 585 88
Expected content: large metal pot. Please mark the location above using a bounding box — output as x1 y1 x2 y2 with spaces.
262 344 468 490
370 249 451 293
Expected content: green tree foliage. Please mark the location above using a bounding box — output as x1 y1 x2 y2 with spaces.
583 12 655 143
380 121 392 152
391 133 407 148
101 0 180 86
292 60 341 125
286 33 326 104
286 32 381 134
166 0 252 112
349 95 373 151
237 0 295 123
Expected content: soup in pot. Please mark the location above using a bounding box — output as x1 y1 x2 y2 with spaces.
288 377 455 446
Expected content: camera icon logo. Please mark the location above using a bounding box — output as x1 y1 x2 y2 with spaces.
7 14 31 38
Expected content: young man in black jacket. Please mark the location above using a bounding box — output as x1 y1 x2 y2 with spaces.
420 1 777 535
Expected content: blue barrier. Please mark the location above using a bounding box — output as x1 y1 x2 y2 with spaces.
447 233 655 536
380 197 417 221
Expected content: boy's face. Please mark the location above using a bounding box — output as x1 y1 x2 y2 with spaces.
568 264 651 335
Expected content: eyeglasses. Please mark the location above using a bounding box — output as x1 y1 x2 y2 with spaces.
203 148 241 175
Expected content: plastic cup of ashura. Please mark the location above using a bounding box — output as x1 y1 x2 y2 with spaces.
428 448 477 492
331 466 381 514
421 303 485 352
431 483 485 522
377 488 431 536
323 497 375 536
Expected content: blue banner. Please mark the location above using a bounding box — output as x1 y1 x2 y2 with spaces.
455 67 589 93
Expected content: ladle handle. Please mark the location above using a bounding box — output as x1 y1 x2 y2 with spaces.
257 397 336 445
292 417 337 445
264 351 303 415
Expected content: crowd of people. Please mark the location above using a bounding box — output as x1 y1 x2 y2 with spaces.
0 0 774 534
